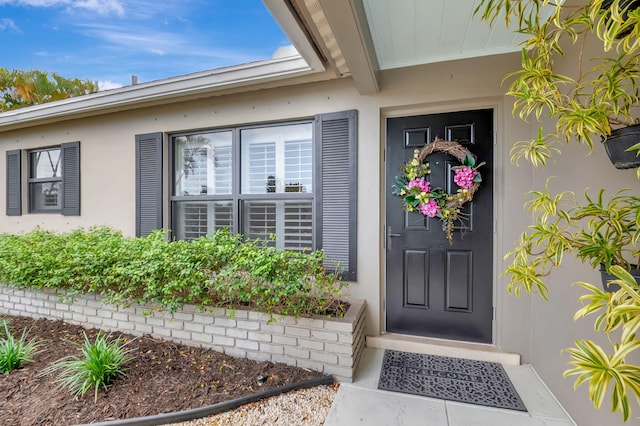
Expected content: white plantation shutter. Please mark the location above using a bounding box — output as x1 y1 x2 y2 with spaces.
213 145 232 194
284 139 312 192
213 203 233 231
243 200 312 251
247 142 276 193
182 203 208 239
183 147 208 195
179 202 233 240
244 201 277 245
284 201 313 250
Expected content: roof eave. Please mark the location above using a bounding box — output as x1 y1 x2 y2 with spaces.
317 0 379 94
0 54 322 131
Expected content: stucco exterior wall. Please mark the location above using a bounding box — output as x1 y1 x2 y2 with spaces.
0 49 636 424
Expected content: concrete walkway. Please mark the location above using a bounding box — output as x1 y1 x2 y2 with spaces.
324 348 576 425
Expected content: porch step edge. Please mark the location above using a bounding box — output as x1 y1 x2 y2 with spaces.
366 334 521 366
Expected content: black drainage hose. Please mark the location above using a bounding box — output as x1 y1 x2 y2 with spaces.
81 375 335 426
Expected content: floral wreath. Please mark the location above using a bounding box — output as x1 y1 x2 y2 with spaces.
392 137 485 241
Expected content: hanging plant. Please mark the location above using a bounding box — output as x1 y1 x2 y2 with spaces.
392 137 485 240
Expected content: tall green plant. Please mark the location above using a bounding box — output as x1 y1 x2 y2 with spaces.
505 185 640 299
476 0 640 421
476 0 640 169
40 332 135 402
564 267 640 421
0 319 41 374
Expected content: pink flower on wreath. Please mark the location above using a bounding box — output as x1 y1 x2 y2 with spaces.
420 199 439 217
454 166 477 189
407 177 430 193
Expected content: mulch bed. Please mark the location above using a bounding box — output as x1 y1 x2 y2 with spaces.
0 314 325 426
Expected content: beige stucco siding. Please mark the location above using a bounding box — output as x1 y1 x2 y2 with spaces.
1 49 638 424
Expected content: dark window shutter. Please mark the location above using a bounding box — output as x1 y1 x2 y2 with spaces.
136 132 163 237
6 149 21 216
315 110 357 281
61 141 81 216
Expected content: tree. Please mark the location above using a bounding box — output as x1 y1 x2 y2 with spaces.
0 68 98 111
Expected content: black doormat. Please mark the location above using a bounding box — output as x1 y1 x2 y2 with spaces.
378 350 527 412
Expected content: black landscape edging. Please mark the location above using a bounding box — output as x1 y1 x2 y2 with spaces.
81 375 335 426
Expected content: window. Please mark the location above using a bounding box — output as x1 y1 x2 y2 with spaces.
171 131 235 241
170 123 313 251
239 123 313 250
28 147 62 212
136 110 357 280
6 142 80 216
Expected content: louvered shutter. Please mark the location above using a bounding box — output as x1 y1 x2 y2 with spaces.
6 149 21 216
61 141 80 216
136 132 163 236
315 110 357 280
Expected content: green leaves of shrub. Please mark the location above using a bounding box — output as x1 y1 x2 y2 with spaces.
0 227 347 318
0 319 41 374
40 332 135 402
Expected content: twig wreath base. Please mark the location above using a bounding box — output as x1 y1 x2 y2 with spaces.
393 137 484 241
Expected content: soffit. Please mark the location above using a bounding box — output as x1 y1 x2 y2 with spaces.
362 0 534 70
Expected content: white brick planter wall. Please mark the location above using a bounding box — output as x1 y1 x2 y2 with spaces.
0 286 366 382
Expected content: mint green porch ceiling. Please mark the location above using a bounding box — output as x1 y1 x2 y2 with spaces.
362 0 536 70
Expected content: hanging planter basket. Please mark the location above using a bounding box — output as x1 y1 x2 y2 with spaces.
599 264 640 292
602 123 640 170
600 0 640 38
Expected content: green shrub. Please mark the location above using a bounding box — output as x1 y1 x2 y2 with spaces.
40 332 134 402
0 227 347 317
0 319 41 373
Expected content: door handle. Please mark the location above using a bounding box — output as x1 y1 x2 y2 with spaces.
387 226 402 249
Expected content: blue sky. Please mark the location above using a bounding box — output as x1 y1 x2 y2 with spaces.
0 0 290 90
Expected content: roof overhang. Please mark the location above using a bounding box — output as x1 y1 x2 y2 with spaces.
317 0 379 95
0 53 323 131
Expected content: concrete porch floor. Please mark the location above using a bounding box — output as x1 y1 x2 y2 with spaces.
324 347 576 425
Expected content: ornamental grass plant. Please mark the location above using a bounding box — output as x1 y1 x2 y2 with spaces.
40 332 135 402
0 319 41 374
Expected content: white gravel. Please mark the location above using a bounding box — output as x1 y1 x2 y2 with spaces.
167 384 338 426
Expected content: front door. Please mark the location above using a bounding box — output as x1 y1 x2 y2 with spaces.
385 109 494 343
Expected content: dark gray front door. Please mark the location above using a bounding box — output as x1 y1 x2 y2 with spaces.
385 109 494 343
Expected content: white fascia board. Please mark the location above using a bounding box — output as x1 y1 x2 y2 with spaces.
0 53 318 130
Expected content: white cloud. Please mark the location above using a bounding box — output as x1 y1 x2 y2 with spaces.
97 80 123 90
77 22 257 64
0 0 124 16
0 18 21 32
74 0 124 17
0 1 64 5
